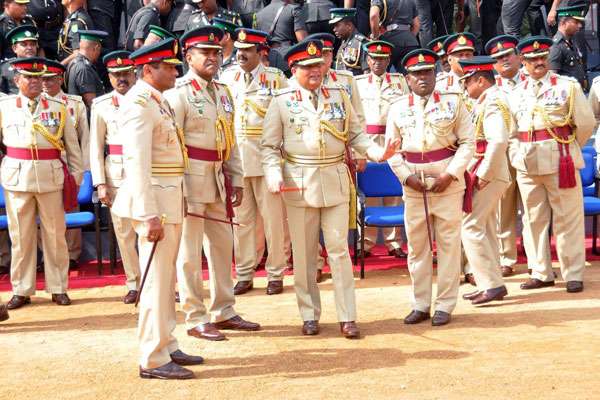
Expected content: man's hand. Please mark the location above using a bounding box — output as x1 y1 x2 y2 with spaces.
547 9 557 26
356 159 367 172
380 137 401 161
231 186 243 207
455 8 465 24
97 184 111 207
145 216 164 243
476 178 489 191
405 174 425 193
430 172 454 193
266 170 283 193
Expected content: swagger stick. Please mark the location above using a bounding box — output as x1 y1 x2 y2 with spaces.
134 214 166 308
421 171 434 252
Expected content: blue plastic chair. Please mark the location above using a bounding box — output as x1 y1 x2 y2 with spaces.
581 150 600 255
356 162 404 278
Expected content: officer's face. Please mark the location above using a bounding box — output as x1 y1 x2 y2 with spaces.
463 74 487 99
367 55 389 76
186 47 221 80
236 46 260 72
5 2 27 20
41 75 63 97
440 55 450 72
109 70 136 95
15 74 42 98
12 40 38 58
523 55 548 80
493 51 521 79
321 50 333 70
448 50 473 76
406 69 436 97
293 63 323 91
332 21 352 39
563 17 583 36
145 62 179 91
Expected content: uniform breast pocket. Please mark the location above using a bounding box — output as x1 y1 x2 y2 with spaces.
188 114 209 133
0 158 21 187
51 159 64 186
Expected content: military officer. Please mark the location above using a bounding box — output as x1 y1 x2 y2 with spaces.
123 0 170 52
42 59 90 268
304 0 335 35
111 38 204 380
261 39 399 338
427 35 450 75
1 25 39 95
0 0 35 60
212 17 237 72
89 50 140 304
28 0 62 59
386 49 474 326
254 0 308 75
227 0 266 27
87 0 118 52
509 36 593 293
549 5 588 91
485 34 530 277
2 57 84 310
164 26 260 342
458 56 511 305
330 8 368 75
368 0 420 71
183 0 242 33
57 0 94 62
436 32 475 92
355 40 408 259
65 30 106 107
220 28 288 295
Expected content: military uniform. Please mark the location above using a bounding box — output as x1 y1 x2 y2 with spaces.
220 31 289 288
549 30 588 91
0 25 39 95
229 0 266 27
459 57 511 298
123 5 160 51
87 0 119 51
588 75 600 129
261 40 388 334
386 49 474 319
28 0 62 59
184 6 242 33
509 38 593 290
66 53 105 98
304 0 335 35
1 59 84 305
356 66 408 254
0 12 36 60
335 30 368 75
57 7 94 60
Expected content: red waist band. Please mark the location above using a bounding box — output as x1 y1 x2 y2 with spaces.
6 147 60 160
475 140 487 157
108 144 123 155
366 125 386 135
187 145 221 161
518 126 572 142
402 147 457 164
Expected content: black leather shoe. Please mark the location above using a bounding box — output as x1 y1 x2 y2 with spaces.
316 269 324 283
170 349 204 366
0 304 8 322
7 295 30 310
388 248 407 258
471 286 508 305
464 273 476 286
302 320 320 335
566 281 584 293
52 293 71 306
520 278 555 290
266 280 283 295
431 311 451 326
233 280 253 295
69 259 79 269
501 266 514 277
123 290 138 304
403 310 430 324
139 362 194 380
462 290 481 300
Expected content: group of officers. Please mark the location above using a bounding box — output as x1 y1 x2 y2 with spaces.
0 2 599 381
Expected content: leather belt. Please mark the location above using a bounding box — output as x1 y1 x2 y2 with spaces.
402 148 456 164
107 144 123 155
6 147 60 160
518 126 572 142
285 153 345 167
151 163 185 176
366 125 386 135
385 23 410 32
186 145 221 161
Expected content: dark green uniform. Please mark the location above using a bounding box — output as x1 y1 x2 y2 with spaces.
28 0 62 59
549 30 588 90
58 8 94 60
0 13 36 60
66 53 104 98
184 6 242 32
123 5 160 51
335 29 368 75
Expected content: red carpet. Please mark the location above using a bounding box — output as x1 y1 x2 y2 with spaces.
1 238 599 292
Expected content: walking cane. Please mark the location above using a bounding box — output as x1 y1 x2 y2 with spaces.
134 214 166 308
421 171 434 252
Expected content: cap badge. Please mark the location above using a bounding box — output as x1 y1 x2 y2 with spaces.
209 33 215 42
376 44 382 52
116 57 122 65
307 42 317 56
458 35 467 45
496 42 503 50
533 41 540 49
418 54 425 62
238 30 246 41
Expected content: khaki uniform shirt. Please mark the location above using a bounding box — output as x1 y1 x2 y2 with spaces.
55 90 90 170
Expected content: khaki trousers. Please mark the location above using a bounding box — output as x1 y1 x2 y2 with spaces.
66 227 81 261
405 191 463 314
234 176 286 281
360 196 404 251
134 221 181 369
6 190 69 295
286 202 357 322
462 181 509 291
176 201 237 329
517 171 585 282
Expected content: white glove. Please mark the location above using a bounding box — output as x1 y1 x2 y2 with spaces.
266 169 283 193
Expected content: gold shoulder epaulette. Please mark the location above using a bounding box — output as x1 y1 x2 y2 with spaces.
273 87 294 97
92 92 113 105
134 91 151 106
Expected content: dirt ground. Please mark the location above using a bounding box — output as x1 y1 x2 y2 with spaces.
2 262 600 400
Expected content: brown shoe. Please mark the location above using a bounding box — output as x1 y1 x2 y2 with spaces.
51 293 71 306
139 362 194 380
520 278 555 290
214 315 260 331
464 273 476 286
501 266 514 277
462 290 481 300
432 311 451 326
7 295 31 310
566 281 584 293
340 321 360 339
316 269 324 283
266 280 283 295
187 323 226 341
404 310 430 324
471 286 508 305
123 290 138 304
169 349 204 366
302 320 319 335
233 281 253 295
0 304 8 322
388 248 407 258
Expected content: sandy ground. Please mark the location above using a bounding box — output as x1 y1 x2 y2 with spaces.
2 263 600 400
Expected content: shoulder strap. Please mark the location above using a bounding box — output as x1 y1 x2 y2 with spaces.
268 5 287 37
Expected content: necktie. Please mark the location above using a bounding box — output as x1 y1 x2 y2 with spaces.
244 72 252 88
28 99 37 114
310 91 318 110
533 80 542 96
206 82 216 102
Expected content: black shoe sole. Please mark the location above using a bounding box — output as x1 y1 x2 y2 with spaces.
404 317 430 325
0 312 8 322
139 371 194 380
